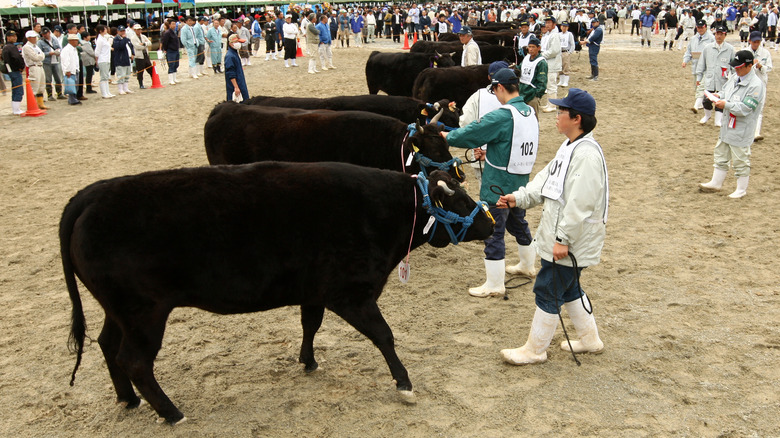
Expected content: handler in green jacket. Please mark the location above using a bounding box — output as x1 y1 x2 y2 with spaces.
442 68 539 298
517 36 548 119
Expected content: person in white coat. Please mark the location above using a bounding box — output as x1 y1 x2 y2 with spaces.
497 88 608 365
695 25 734 126
540 16 562 112
682 20 715 113
458 26 481 66
746 31 772 141
60 34 82 105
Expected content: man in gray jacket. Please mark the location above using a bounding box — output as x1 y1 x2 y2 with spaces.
699 50 764 199
682 20 715 113
497 88 608 365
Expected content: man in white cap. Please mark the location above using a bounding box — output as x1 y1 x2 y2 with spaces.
699 50 764 198
497 88 607 366
111 25 135 95
22 30 48 110
442 68 539 298
458 26 481 66
130 24 153 89
746 31 772 141
60 34 82 105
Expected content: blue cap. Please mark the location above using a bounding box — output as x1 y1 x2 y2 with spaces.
527 36 541 46
53 25 64 32
490 68 519 86
117 25 126 31
549 88 596 116
488 61 509 78
458 26 472 35
749 30 762 41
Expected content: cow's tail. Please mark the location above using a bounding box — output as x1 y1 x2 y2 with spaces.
59 195 86 386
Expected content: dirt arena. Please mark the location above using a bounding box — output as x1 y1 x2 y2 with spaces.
1 31 778 437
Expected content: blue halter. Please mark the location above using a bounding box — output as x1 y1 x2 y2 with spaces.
406 124 463 178
415 172 490 245
424 103 459 132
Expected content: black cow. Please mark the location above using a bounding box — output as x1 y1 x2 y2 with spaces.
410 41 517 66
62 162 494 424
410 40 479 53
413 65 491 108
244 94 460 128
365 51 455 96
205 102 465 180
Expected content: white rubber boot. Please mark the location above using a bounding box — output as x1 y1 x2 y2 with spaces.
308 59 317 74
190 67 199 79
265 53 270 61
468 259 506 298
714 111 723 127
728 176 749 199
273 51 278 60
563 75 570 86
691 97 703 113
754 113 763 141
699 109 712 124
12 101 23 115
118 83 127 95
169 73 176 85
542 93 557 112
560 296 604 353
699 168 727 192
124 83 133 94
200 64 209 76
506 244 537 277
285 59 289 68
501 307 559 365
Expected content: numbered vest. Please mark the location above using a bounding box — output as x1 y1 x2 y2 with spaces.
541 135 609 223
485 104 538 175
519 55 543 86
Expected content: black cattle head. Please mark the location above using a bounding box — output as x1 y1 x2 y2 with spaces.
408 110 466 183
419 99 461 129
431 51 457 68
425 171 495 248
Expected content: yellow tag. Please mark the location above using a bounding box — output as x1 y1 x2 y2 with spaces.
412 145 420 153
421 109 428 116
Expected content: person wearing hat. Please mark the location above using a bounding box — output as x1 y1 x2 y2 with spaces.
252 14 264 57
459 61 510 188
582 16 603 80
699 50 764 198
695 25 734 126
349 10 364 47
38 27 64 101
516 21 535 58
558 22 575 87
540 16 561 113
458 26 481 66
316 14 336 70
663 8 679 51
282 14 299 67
517 36 547 117
683 20 715 112
22 30 48 109
112 25 135 95
680 9 697 44
442 68 539 298
338 10 352 47
60 34 82 106
640 8 656 48
746 31 772 140
224 33 249 103
130 24 153 89
496 88 608 366
261 12 278 61
3 31 27 115
180 16 202 79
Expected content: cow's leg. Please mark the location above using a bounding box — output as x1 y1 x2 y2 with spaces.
115 307 185 425
328 298 415 403
98 316 141 408
299 305 325 372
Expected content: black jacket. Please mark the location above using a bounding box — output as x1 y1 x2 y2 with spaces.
2 42 26 72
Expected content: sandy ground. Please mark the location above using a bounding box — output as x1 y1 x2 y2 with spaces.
1 31 779 437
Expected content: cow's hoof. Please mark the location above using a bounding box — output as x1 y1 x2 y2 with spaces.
117 398 143 409
397 389 416 405
303 363 320 373
157 416 188 426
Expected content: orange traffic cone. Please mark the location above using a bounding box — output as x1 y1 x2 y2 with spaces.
296 38 304 57
21 78 46 117
402 31 410 50
150 62 165 89
412 31 418 45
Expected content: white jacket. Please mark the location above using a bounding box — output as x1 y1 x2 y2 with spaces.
95 33 112 64
511 133 608 267
541 27 562 72
719 68 764 147
60 43 80 75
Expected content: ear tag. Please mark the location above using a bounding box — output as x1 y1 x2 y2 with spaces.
406 152 414 166
421 109 428 116
398 260 410 284
412 145 420 153
423 216 436 234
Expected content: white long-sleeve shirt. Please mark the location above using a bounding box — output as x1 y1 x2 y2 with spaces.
60 43 80 74
95 33 112 64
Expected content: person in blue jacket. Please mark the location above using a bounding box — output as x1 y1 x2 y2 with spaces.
224 33 249 102
582 16 603 80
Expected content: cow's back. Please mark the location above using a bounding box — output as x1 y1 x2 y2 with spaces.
205 102 405 168
413 65 491 108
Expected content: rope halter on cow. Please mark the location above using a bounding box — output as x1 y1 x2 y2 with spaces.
423 101 459 132
415 172 493 245
405 109 464 180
